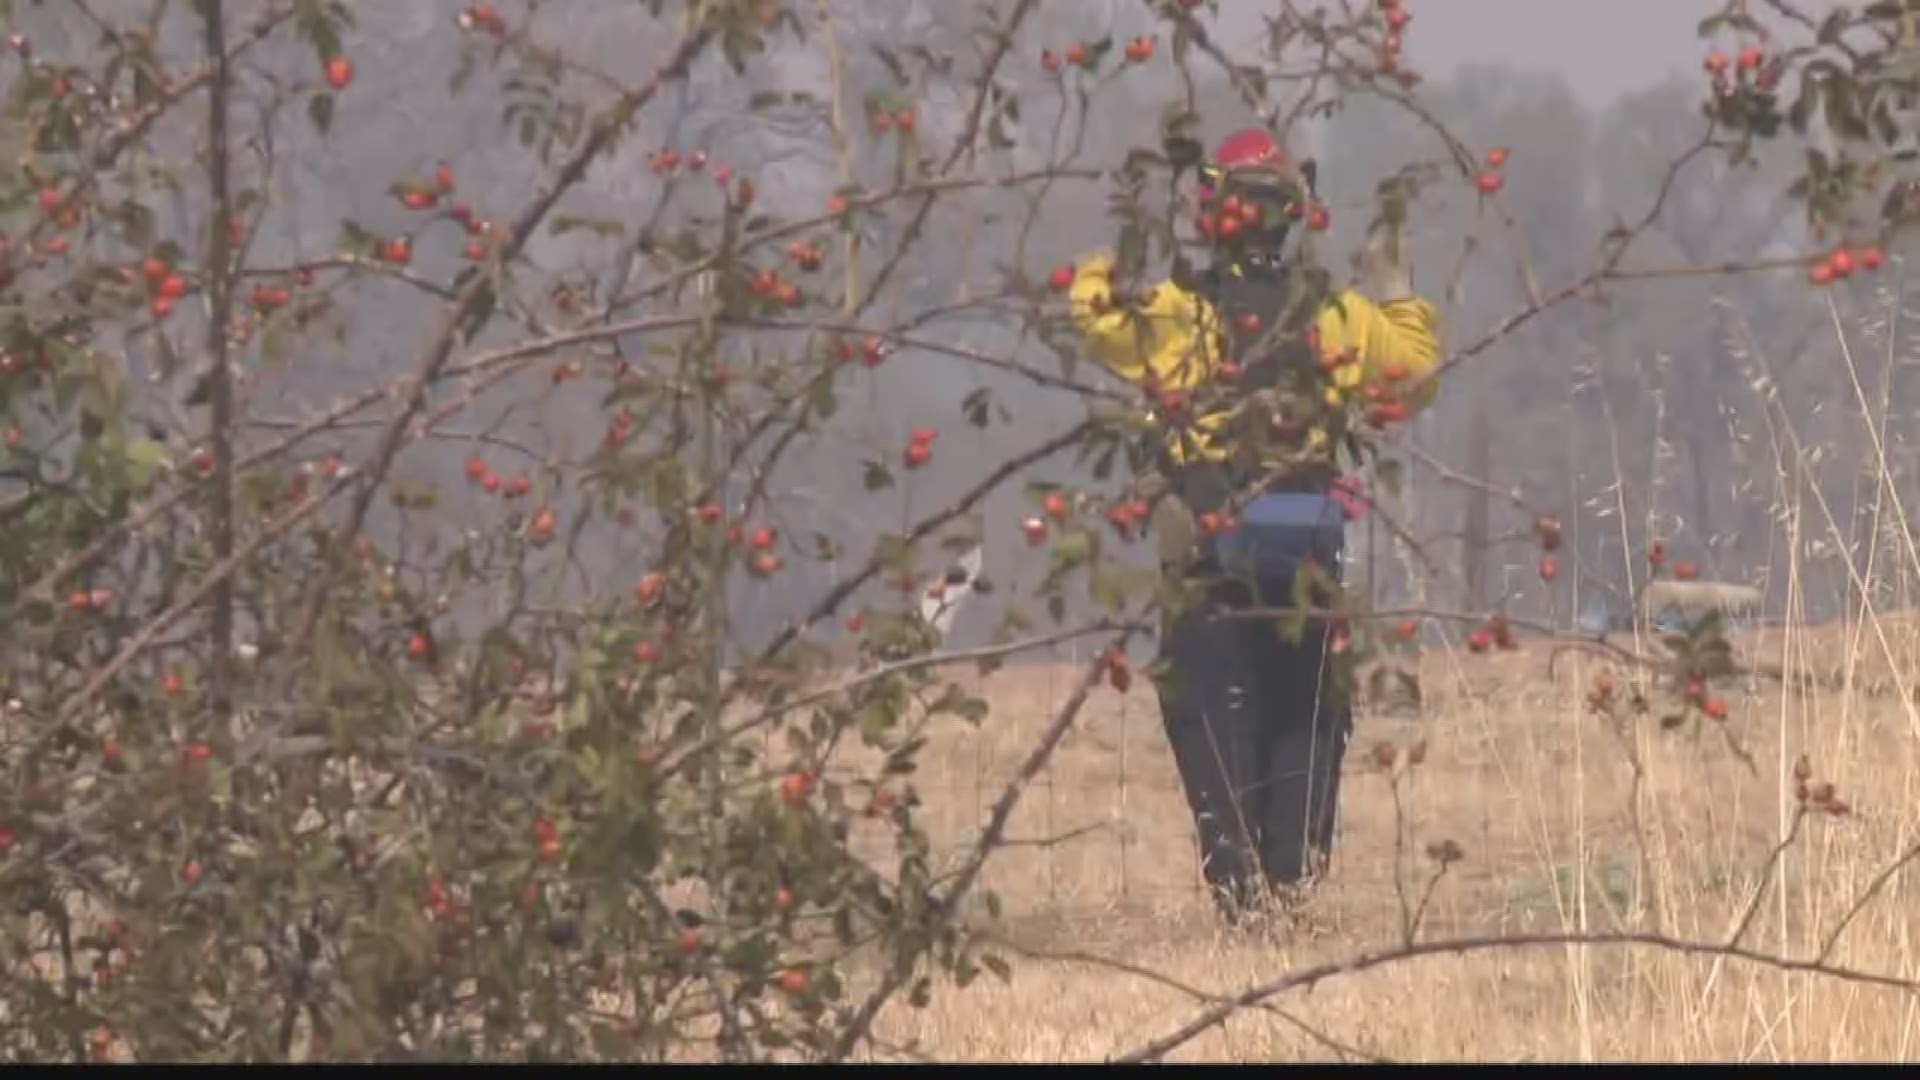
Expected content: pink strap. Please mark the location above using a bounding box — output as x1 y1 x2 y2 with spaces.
1327 475 1367 521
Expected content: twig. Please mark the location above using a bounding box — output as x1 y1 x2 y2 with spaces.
696 618 1129 758
1817 839 1920 964
200 0 239 717
827 600 1154 1061
1114 930 1920 1063
1725 807 1806 949
994 937 1391 1064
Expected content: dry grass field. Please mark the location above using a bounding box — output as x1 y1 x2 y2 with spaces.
849 616 1920 1063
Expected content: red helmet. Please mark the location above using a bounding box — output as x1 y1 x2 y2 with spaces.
1211 127 1289 172
1197 127 1301 201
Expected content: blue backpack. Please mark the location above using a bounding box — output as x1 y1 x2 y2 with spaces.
1211 491 1347 585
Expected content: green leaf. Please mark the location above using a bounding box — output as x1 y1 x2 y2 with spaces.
1123 147 1164 178
961 387 992 429
307 92 334 135
1372 456 1403 499
863 459 894 491
124 439 170 488
810 377 838 421
986 114 1013 151
549 215 625 237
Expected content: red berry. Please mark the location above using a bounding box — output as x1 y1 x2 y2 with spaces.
1306 204 1331 232
1861 245 1886 271
779 772 813 807
1021 517 1047 546
1049 264 1075 291
323 56 352 90
1474 170 1504 195
634 571 666 606
1828 247 1856 278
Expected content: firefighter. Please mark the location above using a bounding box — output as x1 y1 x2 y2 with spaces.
1066 127 1442 920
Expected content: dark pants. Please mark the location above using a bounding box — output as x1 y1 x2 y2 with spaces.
1156 558 1352 913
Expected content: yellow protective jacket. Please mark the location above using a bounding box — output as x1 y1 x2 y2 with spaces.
1068 252 1441 467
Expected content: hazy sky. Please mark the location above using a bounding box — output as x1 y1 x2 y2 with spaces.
1403 0 1729 104
1213 1 1769 106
